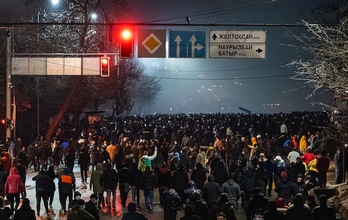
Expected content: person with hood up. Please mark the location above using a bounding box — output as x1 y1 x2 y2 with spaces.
138 147 158 173
221 174 241 210
157 163 172 207
191 191 211 220
179 205 200 220
183 180 201 208
58 167 76 214
1 152 11 173
290 173 308 201
285 193 312 220
90 164 104 210
162 187 181 220
172 164 189 207
264 201 285 220
316 151 331 188
212 160 228 187
32 169 51 216
242 158 259 203
311 194 336 220
299 135 308 154
203 174 222 210
211 193 237 220
274 155 286 182
4 167 24 214
191 163 207 190
247 187 269 220
13 198 36 220
275 171 292 204
179 148 191 173
67 199 95 220
119 163 131 208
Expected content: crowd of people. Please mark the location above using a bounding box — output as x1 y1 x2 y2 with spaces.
0 111 341 220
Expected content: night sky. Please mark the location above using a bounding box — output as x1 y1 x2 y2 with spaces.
0 0 336 114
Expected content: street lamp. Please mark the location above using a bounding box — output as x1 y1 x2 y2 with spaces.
51 0 59 6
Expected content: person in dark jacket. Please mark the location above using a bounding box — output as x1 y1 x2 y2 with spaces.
290 173 308 200
162 188 181 220
172 164 189 206
275 171 292 204
311 194 335 220
286 193 312 220
58 167 76 214
46 165 57 210
157 163 172 207
221 175 241 210
191 163 207 190
90 164 104 210
316 151 331 188
64 150 75 174
0 166 8 198
16 159 26 198
119 163 131 207
203 175 221 210
129 162 142 208
191 191 211 220
121 202 147 220
179 205 200 220
183 181 201 208
85 193 99 220
101 163 119 211
264 201 285 220
212 160 228 187
211 193 237 220
140 165 157 211
179 148 191 173
67 199 95 220
263 155 276 197
38 142 50 171
246 187 269 220
89 143 99 172
78 147 90 185
68 191 82 210
13 198 36 220
32 170 51 216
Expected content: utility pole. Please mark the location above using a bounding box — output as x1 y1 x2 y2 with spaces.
6 29 12 139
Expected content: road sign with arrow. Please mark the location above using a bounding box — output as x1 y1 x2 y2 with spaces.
169 30 206 58
209 30 266 59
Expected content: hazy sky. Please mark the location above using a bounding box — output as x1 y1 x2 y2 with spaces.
0 0 337 115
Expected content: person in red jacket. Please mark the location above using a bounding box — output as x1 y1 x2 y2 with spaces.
316 151 331 188
4 167 24 214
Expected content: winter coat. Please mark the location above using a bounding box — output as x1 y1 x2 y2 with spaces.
119 167 130 184
90 165 104 194
162 188 181 212
275 178 292 203
101 166 119 190
212 162 228 187
202 175 221 208
85 200 99 220
195 151 206 168
211 201 237 220
221 179 241 204
140 170 157 190
32 170 51 192
191 165 207 190
4 167 24 194
129 164 142 187
157 167 172 188
316 155 330 173
172 169 189 192
192 198 211 220
138 150 158 172
58 168 76 194
78 150 90 168
67 205 95 220
13 203 36 220
89 147 99 166
179 153 191 173
242 166 258 193
1 153 11 173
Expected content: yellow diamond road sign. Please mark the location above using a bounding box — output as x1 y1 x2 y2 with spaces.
138 29 166 58
142 33 162 54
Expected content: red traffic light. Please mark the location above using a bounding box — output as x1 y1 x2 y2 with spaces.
0 119 5 125
120 27 134 58
100 57 110 77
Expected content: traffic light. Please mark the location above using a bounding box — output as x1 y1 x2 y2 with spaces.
100 57 110 77
120 27 134 58
0 119 5 126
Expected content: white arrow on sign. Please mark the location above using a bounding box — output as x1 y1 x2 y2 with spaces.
175 35 182 58
190 35 204 58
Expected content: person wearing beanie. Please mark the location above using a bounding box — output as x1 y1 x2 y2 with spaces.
275 170 292 204
67 199 95 220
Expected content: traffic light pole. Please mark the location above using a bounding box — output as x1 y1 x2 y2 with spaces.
6 30 12 139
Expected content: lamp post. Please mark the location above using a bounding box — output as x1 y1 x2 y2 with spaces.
5 29 12 139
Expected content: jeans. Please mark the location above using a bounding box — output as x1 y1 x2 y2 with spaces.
59 192 72 210
106 188 116 209
143 189 154 208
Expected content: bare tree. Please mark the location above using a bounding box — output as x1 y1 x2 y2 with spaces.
289 4 348 145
